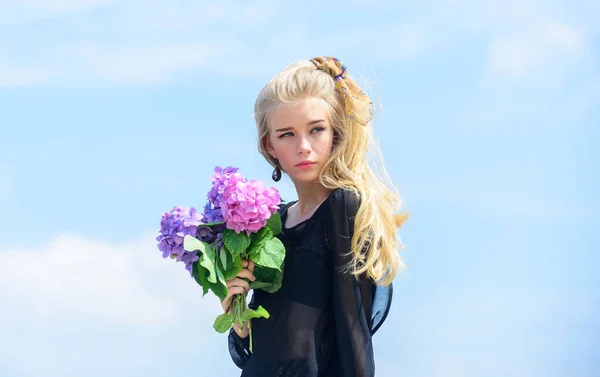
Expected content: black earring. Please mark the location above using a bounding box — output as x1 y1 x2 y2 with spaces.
272 162 282 182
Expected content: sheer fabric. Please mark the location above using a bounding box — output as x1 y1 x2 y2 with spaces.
227 188 393 377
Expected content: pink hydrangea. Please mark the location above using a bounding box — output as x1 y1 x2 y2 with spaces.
219 178 280 235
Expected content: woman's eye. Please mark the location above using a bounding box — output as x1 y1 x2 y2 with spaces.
278 127 324 139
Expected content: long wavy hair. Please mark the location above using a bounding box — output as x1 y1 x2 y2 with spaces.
254 59 408 286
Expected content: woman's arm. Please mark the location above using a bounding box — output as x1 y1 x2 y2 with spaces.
228 326 251 369
325 189 375 377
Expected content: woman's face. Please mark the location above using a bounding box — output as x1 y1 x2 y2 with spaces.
267 98 335 184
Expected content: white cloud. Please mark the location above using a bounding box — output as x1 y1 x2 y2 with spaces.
0 232 220 323
0 232 245 377
424 0 596 86
434 0 600 128
0 0 596 133
0 1 284 86
0 1 437 86
66 42 222 84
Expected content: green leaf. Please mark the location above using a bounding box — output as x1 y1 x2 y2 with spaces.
199 243 217 284
253 227 273 243
192 261 209 296
215 256 227 286
220 247 228 270
266 212 282 236
183 235 209 254
185 236 215 293
213 312 234 333
249 279 281 293
240 305 270 321
222 229 251 257
251 237 285 271
250 264 284 293
210 279 228 301
209 245 228 301
247 227 272 259
221 248 244 281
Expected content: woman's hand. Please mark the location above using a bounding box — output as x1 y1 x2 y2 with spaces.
221 259 256 338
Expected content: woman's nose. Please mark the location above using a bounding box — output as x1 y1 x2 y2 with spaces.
297 137 311 155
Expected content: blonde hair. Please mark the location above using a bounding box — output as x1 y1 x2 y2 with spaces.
254 59 408 286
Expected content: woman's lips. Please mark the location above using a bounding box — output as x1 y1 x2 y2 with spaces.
296 161 316 169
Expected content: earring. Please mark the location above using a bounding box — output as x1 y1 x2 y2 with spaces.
272 161 282 182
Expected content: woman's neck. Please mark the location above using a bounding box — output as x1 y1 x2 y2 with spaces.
292 181 333 217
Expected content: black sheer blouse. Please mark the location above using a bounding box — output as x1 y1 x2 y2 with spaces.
228 188 393 377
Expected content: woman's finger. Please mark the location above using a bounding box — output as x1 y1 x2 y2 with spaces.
226 286 247 296
235 268 256 281
221 286 248 312
226 278 250 292
221 296 232 312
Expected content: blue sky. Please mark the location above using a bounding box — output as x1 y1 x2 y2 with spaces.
0 1 598 376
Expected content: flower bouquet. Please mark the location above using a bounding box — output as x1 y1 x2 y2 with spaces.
155 166 285 351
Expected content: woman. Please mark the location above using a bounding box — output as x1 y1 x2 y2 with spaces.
221 56 407 377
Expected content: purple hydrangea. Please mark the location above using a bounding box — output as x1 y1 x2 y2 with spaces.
196 223 225 249
207 166 244 209
156 206 204 274
180 252 200 274
203 201 224 223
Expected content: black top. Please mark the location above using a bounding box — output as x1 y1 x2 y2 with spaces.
228 188 393 377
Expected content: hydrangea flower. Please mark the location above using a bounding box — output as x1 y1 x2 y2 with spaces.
207 166 245 209
221 178 281 235
197 223 225 249
155 166 284 346
155 206 204 274
203 201 224 223
180 252 200 274
156 166 281 277
203 166 281 235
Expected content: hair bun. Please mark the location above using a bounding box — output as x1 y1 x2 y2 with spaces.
309 56 374 126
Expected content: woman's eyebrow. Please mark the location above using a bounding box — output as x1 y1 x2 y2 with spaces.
275 120 325 132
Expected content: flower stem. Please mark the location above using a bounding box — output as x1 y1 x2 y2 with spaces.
248 316 253 353
238 255 253 353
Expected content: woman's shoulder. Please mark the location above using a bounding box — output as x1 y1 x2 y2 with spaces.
276 187 362 227
325 187 361 216
277 200 296 216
